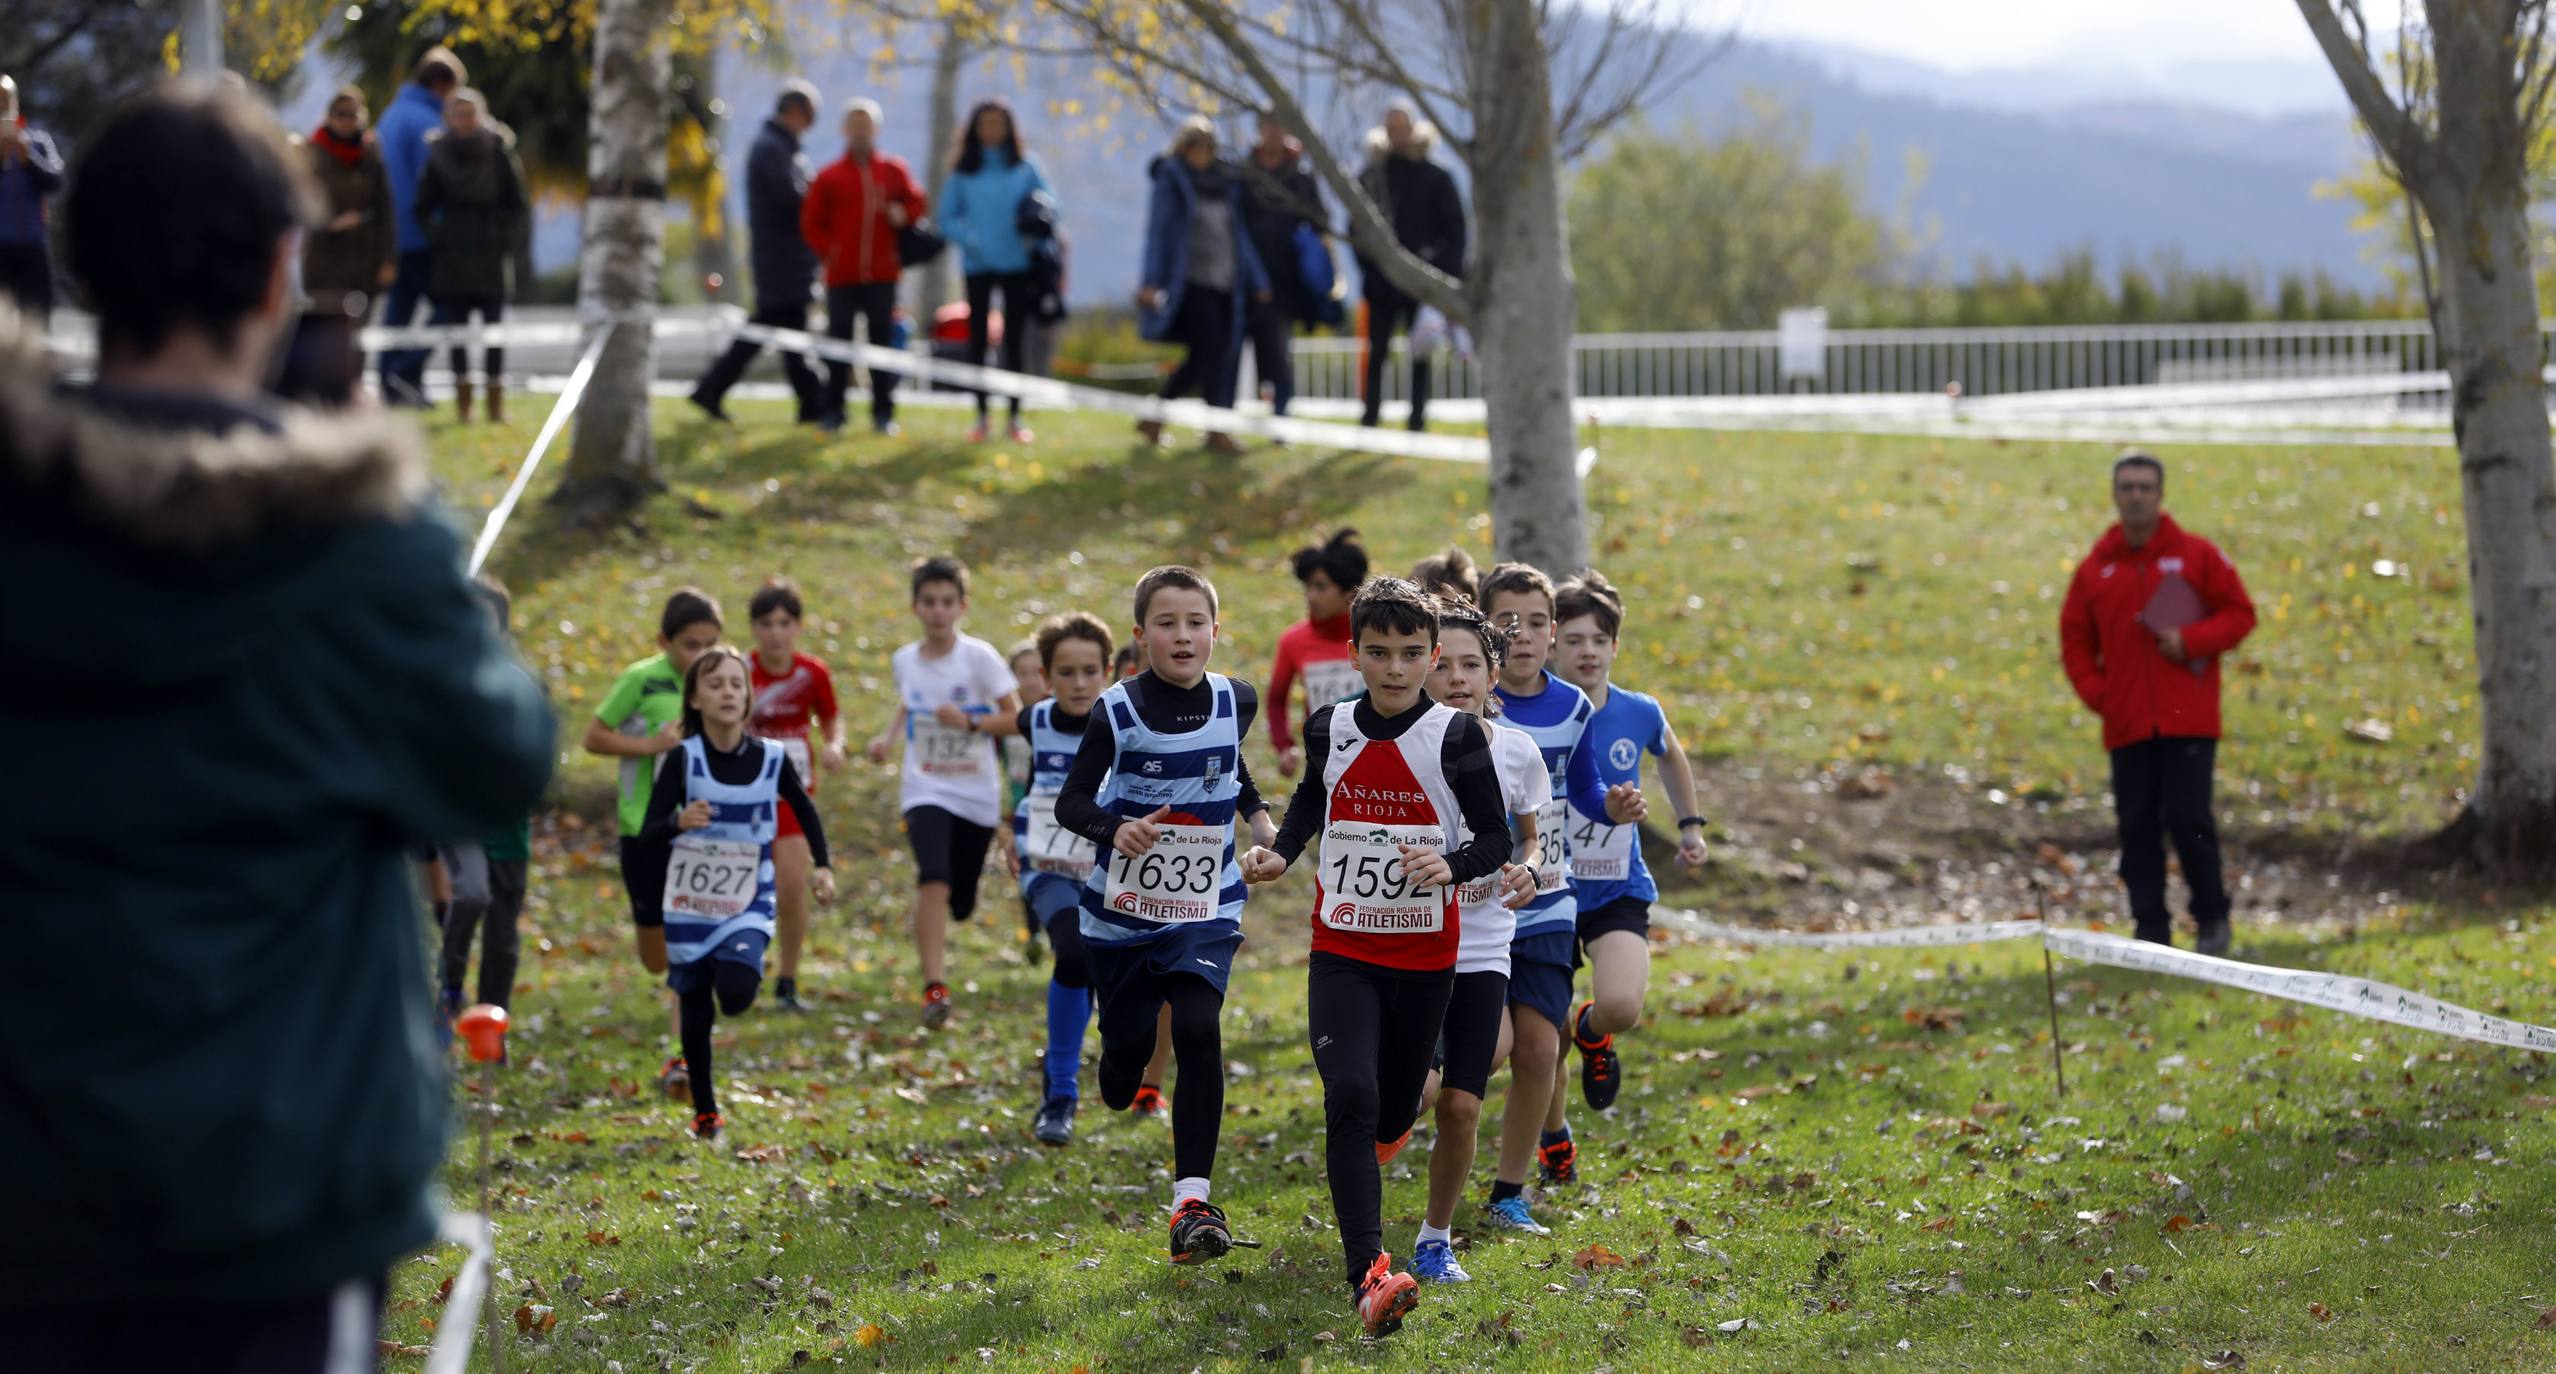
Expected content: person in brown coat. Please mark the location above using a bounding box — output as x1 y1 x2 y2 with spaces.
299 87 396 322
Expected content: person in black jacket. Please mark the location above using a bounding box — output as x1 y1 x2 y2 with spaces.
1354 106 1465 432
3 81 554 1371
1241 117 1324 418
690 81 828 424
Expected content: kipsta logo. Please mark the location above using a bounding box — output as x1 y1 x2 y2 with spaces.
1609 738 1638 771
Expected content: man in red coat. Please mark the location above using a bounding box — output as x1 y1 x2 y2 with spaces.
800 98 925 436
2060 452 2258 955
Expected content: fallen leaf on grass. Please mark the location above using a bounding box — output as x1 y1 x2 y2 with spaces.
2088 1268 2119 1296
2163 1215 2193 1234
584 1230 621 1246
2535 1306 2556 1330
853 1323 891 1348
1574 1244 1627 1271
2202 1352 2246 1369
734 1143 788 1164
1902 1006 1967 1032
431 1276 454 1305
512 1304 556 1336
1716 1318 1761 1333
375 1340 434 1359
1680 1326 1715 1348
2310 1302 2334 1323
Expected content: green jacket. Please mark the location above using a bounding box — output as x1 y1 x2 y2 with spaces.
0 316 555 1307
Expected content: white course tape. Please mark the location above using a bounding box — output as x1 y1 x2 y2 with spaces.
468 322 614 577
2040 926 2556 1053
1655 906 2556 1052
726 312 1495 465
424 1211 494 1374
1652 907 2046 948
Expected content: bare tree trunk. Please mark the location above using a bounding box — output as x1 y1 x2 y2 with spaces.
1464 0 1587 574
2421 18 2556 871
554 0 673 525
919 18 968 316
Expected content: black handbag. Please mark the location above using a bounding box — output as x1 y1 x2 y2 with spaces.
897 219 947 267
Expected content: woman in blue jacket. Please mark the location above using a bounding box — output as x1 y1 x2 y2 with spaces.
1136 118 1269 455
939 99 1050 444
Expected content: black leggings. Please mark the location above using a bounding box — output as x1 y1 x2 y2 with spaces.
1437 969 1510 1100
966 271 1033 419
678 960 762 1118
1096 969 1223 1181
1047 901 1090 989
1307 952 1454 1286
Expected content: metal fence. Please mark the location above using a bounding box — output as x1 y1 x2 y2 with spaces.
1279 318 2506 406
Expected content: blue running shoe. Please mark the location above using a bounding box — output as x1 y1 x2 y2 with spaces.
1483 1195 1551 1235
1410 1237 1471 1283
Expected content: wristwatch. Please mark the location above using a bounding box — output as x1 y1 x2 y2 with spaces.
1677 815 1708 831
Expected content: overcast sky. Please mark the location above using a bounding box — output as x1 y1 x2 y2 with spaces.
1709 0 2350 72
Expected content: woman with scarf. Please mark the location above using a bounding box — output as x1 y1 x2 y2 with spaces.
298 87 395 322
1135 118 1269 455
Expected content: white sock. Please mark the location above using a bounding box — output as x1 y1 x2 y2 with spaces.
1173 1177 1211 1209
1417 1221 1452 1247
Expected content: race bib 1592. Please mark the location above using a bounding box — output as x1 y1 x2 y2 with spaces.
1319 820 1447 933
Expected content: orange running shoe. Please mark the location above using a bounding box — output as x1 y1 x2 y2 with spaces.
1168 1198 1233 1264
1354 1252 1420 1337
1375 1128 1412 1165
1130 1083 1166 1118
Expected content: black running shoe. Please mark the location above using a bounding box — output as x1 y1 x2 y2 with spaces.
1168 1198 1233 1264
1537 1135 1578 1186
1573 1000 1622 1111
1034 1095 1077 1147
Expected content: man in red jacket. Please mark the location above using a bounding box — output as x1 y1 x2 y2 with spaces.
2060 452 2258 955
800 98 925 436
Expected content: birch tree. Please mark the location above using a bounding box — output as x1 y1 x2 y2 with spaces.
2295 0 2556 872
554 0 675 524
1044 0 1707 573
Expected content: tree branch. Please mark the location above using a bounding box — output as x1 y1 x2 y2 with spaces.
2294 0 2431 173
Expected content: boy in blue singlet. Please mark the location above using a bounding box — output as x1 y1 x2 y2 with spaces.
1544 570 1709 1127
1479 562 1640 1232
1008 612 1117 1146
1054 567 1278 1264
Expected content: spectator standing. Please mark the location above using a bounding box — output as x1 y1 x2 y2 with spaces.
1354 106 1464 432
800 97 925 437
1240 116 1323 418
2059 451 2258 955
299 85 396 322
940 98 1048 444
0 75 64 321
376 47 465 405
414 87 529 423
1136 118 1270 455
692 82 828 424
1 80 554 1371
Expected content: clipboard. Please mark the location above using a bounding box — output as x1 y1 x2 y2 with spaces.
2136 574 2210 678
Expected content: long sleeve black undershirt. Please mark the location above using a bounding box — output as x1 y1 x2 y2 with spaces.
640 734 829 868
1055 671 1267 844
1270 700 1512 884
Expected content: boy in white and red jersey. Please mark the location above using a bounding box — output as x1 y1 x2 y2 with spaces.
1242 577 1514 1338
748 578 846 1013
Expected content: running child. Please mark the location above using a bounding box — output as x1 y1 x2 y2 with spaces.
1054 566 1276 1266
1406 599 1544 1282
748 578 846 1014
638 647 835 1138
1009 613 1115 1145
866 556 1024 1028
1004 636 1049 958
1545 570 1709 1119
1409 545 1480 605
1480 562 1634 1227
1267 529 1369 779
583 586 726 1098
1241 577 1518 1336
437 576 536 1040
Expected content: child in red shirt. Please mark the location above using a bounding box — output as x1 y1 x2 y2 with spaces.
749 578 845 1013
1267 528 1368 779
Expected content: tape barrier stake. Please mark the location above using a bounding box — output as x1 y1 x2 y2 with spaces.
468 322 614 578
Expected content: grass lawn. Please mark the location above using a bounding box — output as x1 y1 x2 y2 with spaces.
390 398 2556 1371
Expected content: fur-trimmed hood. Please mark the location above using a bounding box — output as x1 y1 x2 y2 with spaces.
1363 120 1440 162
0 307 429 550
